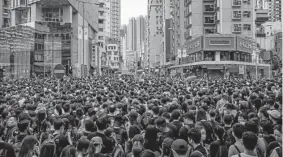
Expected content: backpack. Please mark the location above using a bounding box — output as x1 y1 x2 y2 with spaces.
112 144 126 157
215 144 228 157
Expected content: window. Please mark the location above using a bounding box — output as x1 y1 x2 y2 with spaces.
98 36 104 40
233 24 242 32
233 11 242 18
99 28 103 32
233 0 241 6
204 5 214 12
243 24 251 30
243 11 251 18
98 19 104 24
243 0 250 4
204 17 215 23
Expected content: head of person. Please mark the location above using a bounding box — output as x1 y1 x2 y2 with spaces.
188 128 201 145
0 142 16 157
155 117 167 132
245 120 259 135
145 125 158 142
242 131 258 152
7 116 17 128
223 114 233 126
60 145 77 157
96 118 108 131
267 110 281 123
162 138 174 156
39 140 56 157
171 110 181 121
77 137 90 155
273 125 282 144
232 123 246 140
53 118 64 133
18 135 38 157
196 109 207 122
171 139 189 157
140 149 156 157
195 126 206 143
88 137 104 156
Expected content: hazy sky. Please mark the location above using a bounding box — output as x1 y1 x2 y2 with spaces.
121 0 147 25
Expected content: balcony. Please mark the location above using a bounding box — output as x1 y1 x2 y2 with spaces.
184 31 191 40
232 24 242 33
232 11 242 21
256 30 266 37
204 17 215 25
204 5 215 13
185 0 192 6
232 0 241 7
204 28 217 34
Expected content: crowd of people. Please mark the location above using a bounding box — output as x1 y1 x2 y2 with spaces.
0 75 281 157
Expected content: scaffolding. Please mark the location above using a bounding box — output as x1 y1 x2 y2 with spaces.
0 25 35 79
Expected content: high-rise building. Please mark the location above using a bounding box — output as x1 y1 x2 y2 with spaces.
268 0 282 22
8 0 99 78
110 0 121 41
126 17 136 51
148 0 163 68
136 16 146 50
0 0 10 28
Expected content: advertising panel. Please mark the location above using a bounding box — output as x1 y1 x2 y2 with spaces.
236 36 253 53
203 35 236 51
186 36 203 55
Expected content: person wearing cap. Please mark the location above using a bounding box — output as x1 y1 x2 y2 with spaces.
171 139 189 157
267 110 281 127
87 136 109 157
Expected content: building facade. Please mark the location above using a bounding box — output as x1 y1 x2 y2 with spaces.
109 0 121 41
184 0 256 41
126 17 136 51
148 0 163 68
0 0 10 28
106 44 120 69
8 0 99 78
268 0 282 22
170 34 270 79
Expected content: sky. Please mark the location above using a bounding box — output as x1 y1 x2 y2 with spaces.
121 0 147 25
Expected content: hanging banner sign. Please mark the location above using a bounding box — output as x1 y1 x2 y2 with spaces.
84 29 88 40
78 27 82 39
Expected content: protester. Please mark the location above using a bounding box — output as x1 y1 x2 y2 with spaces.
0 75 281 157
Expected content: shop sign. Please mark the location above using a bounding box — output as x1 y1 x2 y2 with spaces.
239 42 252 49
188 40 201 50
209 40 230 45
239 65 245 74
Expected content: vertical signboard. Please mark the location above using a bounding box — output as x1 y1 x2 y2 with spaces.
78 27 83 39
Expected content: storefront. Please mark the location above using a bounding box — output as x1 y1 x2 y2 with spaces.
171 34 271 78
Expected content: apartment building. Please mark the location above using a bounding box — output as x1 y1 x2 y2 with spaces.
8 0 99 78
184 0 256 41
126 17 136 51
106 44 120 69
0 0 10 28
148 0 163 68
268 0 282 22
136 16 146 51
110 0 121 41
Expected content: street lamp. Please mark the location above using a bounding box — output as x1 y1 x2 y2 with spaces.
78 0 100 78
